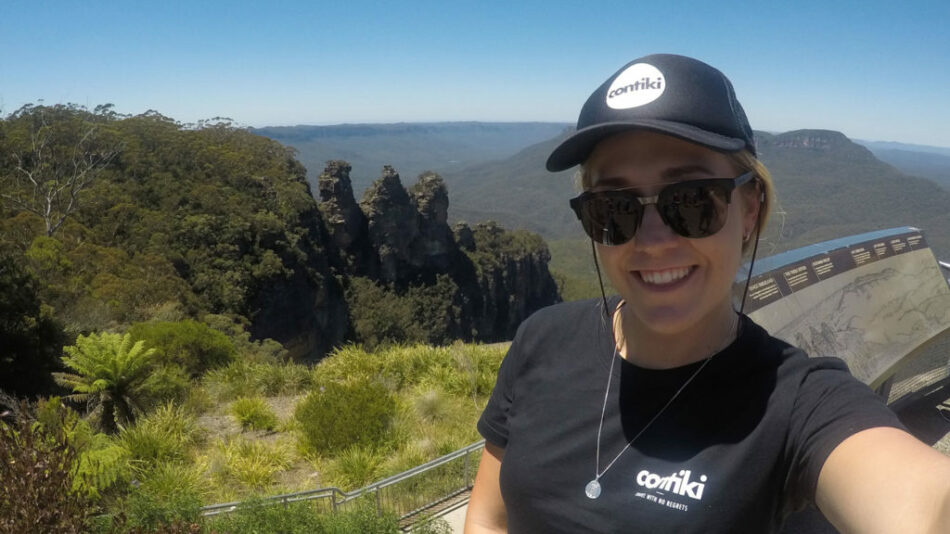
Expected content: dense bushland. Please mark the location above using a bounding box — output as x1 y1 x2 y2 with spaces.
0 104 535 531
0 104 557 401
1 340 504 531
1 103 345 375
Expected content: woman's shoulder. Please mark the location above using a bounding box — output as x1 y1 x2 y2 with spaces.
506 297 615 358
742 318 860 390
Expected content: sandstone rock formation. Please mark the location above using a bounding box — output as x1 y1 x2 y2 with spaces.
360 165 421 284
316 161 560 344
316 160 375 276
410 172 455 275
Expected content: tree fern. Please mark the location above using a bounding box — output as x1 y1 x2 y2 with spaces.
53 332 156 433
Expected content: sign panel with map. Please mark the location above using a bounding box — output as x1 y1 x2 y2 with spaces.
733 227 950 387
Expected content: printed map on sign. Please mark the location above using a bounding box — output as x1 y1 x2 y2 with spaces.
733 227 950 387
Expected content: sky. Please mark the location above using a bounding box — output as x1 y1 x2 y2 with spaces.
2 0 949 147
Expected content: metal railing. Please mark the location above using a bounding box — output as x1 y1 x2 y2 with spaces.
201 439 485 521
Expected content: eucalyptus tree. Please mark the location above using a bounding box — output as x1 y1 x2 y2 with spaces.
0 103 122 237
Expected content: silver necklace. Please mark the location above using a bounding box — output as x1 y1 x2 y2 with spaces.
585 313 736 500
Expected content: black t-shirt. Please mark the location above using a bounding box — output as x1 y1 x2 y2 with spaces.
477 297 905 533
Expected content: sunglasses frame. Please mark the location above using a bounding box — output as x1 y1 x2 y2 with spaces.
570 171 756 245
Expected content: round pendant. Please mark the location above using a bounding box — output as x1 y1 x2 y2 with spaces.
585 479 601 499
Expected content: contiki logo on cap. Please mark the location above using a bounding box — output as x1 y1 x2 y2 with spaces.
606 63 665 109
546 54 756 172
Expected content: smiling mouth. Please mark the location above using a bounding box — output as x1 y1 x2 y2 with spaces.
638 267 693 286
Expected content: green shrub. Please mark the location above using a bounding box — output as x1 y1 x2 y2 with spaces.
204 497 399 534
32 396 131 499
295 379 396 455
411 516 453 534
426 342 505 399
202 359 259 401
122 520 203 534
383 440 431 474
257 361 312 396
313 343 505 399
204 497 324 533
313 343 444 393
319 499 400 534
102 463 204 533
310 344 385 386
413 388 448 423
322 445 385 490
201 313 289 363
181 385 214 416
118 403 199 472
0 401 91 533
230 397 278 431
204 359 311 402
140 363 192 409
208 438 293 492
128 319 236 377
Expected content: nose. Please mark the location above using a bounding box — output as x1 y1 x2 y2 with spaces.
634 204 678 250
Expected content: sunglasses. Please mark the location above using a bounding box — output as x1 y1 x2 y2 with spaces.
569 172 755 245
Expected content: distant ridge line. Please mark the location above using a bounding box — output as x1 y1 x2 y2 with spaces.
253 121 572 140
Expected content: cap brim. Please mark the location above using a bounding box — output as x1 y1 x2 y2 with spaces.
545 119 748 172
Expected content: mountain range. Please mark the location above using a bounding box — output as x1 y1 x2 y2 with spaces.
252 122 570 194
858 146 950 191
256 123 950 271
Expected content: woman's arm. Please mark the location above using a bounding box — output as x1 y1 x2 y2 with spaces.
464 442 508 533
816 426 950 533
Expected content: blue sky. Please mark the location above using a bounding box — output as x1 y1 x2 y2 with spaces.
3 0 949 147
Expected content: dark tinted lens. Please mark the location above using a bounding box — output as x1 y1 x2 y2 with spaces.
576 192 642 245
658 181 730 238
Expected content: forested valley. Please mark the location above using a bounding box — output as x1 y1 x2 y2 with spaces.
0 104 558 532
5 104 950 533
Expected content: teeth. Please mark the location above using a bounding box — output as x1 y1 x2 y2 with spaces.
640 267 691 285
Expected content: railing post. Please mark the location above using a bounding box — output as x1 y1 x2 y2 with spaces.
464 450 472 488
376 488 382 516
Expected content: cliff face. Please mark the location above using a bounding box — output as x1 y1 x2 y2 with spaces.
757 129 878 163
410 172 456 275
360 165 422 284
316 160 375 276
248 161 348 361
318 161 559 344
458 221 560 340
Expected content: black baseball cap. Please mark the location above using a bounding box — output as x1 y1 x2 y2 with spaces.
546 54 755 172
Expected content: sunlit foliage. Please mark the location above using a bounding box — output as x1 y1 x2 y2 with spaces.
54 332 156 433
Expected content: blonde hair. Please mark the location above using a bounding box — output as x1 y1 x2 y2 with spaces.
726 150 775 254
575 148 775 254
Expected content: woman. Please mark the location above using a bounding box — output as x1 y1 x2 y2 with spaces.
464 54 950 533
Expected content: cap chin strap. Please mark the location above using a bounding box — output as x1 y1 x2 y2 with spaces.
738 183 766 314
592 239 611 323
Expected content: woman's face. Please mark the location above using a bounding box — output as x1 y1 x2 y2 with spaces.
586 131 759 336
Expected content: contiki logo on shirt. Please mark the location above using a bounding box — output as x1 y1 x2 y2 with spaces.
605 63 665 109
636 469 708 500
